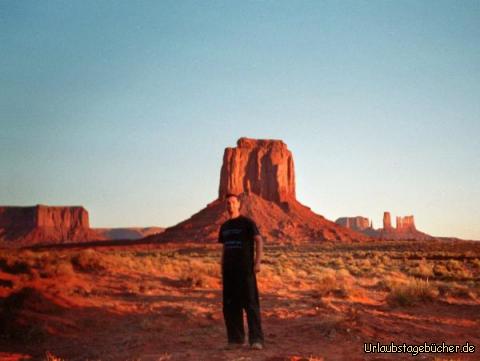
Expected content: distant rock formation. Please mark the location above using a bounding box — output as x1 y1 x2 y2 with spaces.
94 227 164 240
0 205 100 246
379 214 434 240
219 137 296 205
383 211 393 229
336 216 371 232
335 216 379 238
396 215 415 232
336 212 435 241
0 205 89 229
0 204 167 246
145 137 369 244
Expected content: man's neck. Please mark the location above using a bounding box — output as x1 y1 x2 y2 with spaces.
229 212 241 219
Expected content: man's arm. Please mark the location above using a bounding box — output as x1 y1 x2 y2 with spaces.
221 246 224 268
218 225 224 269
254 234 263 273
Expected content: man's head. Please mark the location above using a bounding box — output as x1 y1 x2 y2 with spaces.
225 193 241 218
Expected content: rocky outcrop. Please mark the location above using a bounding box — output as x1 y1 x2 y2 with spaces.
379 213 433 240
0 205 100 246
396 215 415 232
337 211 435 241
146 137 369 244
218 137 296 205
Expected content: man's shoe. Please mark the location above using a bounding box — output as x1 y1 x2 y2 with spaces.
250 342 264 350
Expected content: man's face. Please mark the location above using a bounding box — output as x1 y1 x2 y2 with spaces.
226 196 240 217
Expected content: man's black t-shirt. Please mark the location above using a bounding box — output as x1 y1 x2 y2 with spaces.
218 215 260 275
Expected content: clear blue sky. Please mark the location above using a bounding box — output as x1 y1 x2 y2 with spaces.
1 1 479 239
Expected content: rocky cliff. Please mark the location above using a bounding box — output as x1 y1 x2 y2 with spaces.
146 137 368 244
0 205 100 246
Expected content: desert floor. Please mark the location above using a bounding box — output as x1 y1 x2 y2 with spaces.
1 240 479 361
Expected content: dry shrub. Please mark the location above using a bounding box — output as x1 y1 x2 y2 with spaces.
446 259 473 279
376 271 407 291
202 262 219 278
314 269 354 298
0 256 32 275
279 265 296 280
0 251 75 278
39 261 74 278
315 271 336 296
273 256 296 279
433 263 450 277
359 259 372 273
438 282 476 300
347 264 361 276
387 277 439 306
0 287 62 343
70 249 105 273
380 254 392 267
177 261 208 288
347 258 373 276
433 260 473 280
329 257 345 269
258 266 283 289
409 259 434 278
26 252 74 278
314 314 347 337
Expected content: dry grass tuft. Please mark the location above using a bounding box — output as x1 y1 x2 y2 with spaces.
387 277 439 306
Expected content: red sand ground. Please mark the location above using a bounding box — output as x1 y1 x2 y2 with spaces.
0 241 479 361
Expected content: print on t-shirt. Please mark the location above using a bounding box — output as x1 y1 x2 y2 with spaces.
218 216 260 273
222 229 243 249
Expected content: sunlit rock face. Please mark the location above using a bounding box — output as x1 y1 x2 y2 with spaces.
0 205 100 245
218 137 296 205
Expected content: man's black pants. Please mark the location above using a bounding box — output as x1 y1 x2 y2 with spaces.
221 267 264 345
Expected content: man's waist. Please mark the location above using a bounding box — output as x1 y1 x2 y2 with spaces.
222 259 253 268
223 257 253 265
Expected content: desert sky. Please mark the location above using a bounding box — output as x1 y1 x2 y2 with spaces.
1 1 479 239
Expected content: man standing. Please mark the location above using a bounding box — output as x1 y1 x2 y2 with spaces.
218 193 265 350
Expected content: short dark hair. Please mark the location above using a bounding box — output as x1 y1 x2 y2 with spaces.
225 193 240 200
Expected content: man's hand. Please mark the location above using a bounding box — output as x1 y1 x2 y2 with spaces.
254 262 261 273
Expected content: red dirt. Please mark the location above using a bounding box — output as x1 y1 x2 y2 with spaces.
0 241 479 361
